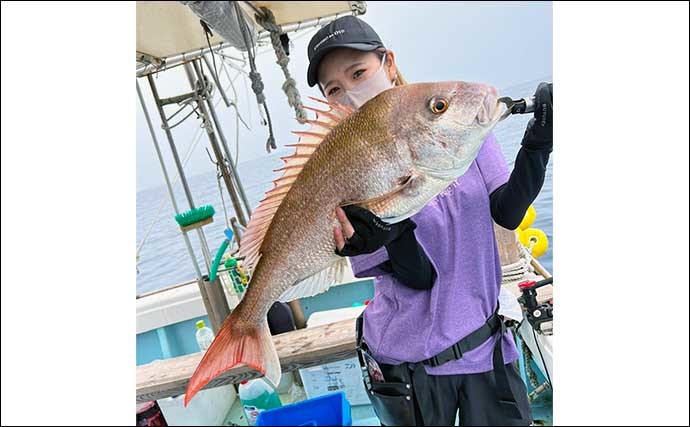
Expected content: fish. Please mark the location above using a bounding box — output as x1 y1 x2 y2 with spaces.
184 81 503 406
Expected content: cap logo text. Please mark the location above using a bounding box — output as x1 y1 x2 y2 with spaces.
313 29 345 51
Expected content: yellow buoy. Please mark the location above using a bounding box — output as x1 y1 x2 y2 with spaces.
519 227 549 258
519 205 537 231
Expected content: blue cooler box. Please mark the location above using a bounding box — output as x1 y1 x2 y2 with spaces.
256 391 352 426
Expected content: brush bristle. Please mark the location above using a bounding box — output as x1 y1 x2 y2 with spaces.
175 205 215 227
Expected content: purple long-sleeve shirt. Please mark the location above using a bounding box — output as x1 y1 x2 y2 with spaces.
350 133 519 375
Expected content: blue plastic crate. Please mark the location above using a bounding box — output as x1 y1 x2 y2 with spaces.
256 391 352 426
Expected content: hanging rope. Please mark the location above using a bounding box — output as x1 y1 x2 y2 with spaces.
232 1 277 152
255 6 307 121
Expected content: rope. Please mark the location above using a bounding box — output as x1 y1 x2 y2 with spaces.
248 71 266 104
350 1 367 15
232 1 277 152
500 234 550 287
501 250 536 285
191 62 219 141
255 6 307 121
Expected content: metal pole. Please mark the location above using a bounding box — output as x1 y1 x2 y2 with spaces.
230 217 244 244
196 230 215 273
146 73 214 272
137 79 216 327
197 57 253 220
184 61 249 226
203 276 232 333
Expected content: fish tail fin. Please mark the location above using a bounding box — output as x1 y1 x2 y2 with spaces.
184 312 281 407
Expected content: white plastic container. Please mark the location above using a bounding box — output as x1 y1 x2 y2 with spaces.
238 378 283 425
194 320 214 352
156 384 236 426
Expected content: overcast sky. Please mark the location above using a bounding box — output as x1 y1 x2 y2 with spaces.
136 1 552 191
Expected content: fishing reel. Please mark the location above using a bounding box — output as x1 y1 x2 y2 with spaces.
518 278 553 335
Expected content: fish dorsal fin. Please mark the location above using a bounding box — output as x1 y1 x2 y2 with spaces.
238 99 350 272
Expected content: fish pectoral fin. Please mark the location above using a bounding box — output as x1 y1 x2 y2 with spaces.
340 173 418 211
277 258 349 303
379 208 424 225
184 314 280 406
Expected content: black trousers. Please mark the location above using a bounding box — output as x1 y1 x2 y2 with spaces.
375 361 532 426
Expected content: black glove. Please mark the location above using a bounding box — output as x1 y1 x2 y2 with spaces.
335 205 417 257
522 82 553 152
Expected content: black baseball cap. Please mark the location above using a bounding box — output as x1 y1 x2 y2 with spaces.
306 15 385 87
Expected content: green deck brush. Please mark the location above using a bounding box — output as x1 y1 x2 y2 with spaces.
175 205 215 228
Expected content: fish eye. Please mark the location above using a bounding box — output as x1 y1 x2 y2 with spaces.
429 97 449 114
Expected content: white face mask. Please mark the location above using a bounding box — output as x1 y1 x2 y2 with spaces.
328 55 395 110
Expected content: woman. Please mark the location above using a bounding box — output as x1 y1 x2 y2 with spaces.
306 16 552 427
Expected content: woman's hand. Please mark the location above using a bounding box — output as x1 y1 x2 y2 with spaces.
521 82 553 152
334 206 356 252
333 205 416 256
